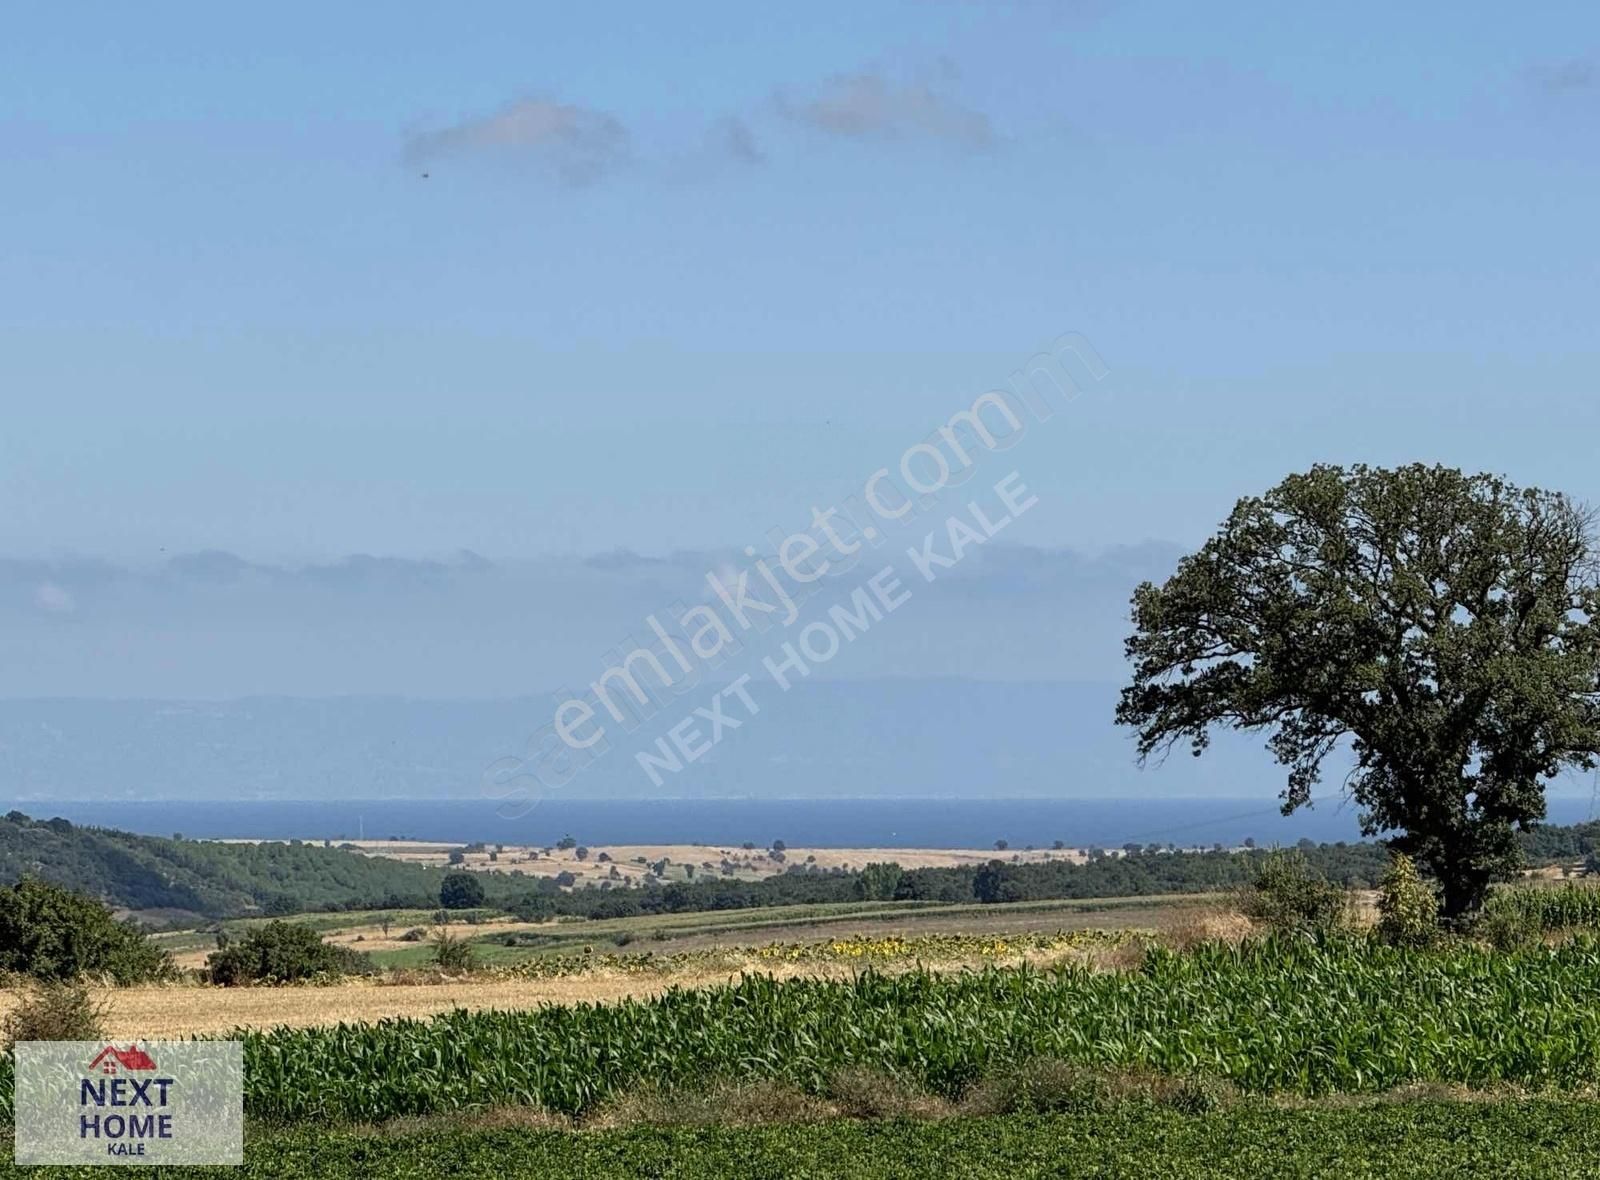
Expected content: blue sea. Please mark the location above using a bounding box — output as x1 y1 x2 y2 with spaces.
14 795 1598 849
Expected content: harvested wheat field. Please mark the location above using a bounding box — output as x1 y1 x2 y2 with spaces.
0 964 871 1039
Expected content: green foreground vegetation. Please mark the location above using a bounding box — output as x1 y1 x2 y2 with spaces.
13 933 1600 1123
6 1100 1600 1178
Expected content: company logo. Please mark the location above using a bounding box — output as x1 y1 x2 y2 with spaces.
15 1039 243 1166
78 1041 176 1158
86 1045 158 1075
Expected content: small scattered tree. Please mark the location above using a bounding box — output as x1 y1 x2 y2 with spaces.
994 839 1009 852
853 862 904 901
439 871 486 910
447 849 466 866
974 860 1025 904
430 927 476 972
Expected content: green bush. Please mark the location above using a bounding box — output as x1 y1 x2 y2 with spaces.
1376 854 1438 947
0 876 172 983
439 871 486 910
1240 851 1347 935
204 920 372 985
2 980 105 1048
430 927 476 972
1475 908 1539 951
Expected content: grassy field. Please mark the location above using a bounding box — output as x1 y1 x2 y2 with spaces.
144 893 1205 971
365 894 1213 967
5 1100 1600 1178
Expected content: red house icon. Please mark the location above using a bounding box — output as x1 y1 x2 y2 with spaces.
86 1045 158 1075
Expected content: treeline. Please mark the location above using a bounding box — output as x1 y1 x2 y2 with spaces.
500 841 1395 922
0 811 495 919
1519 819 1600 864
6 805 1592 924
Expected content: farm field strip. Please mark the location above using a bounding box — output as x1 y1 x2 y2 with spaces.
0 932 1133 1037
373 896 1205 966
5 1099 1600 1179
15 936 1600 1123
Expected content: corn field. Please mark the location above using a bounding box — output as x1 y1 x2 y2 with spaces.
1483 883 1600 931
9 935 1600 1124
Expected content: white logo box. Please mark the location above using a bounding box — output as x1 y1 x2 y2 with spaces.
14 1041 243 1166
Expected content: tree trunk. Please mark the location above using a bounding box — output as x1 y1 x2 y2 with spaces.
1436 865 1489 926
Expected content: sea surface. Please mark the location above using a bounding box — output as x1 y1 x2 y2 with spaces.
13 796 1597 849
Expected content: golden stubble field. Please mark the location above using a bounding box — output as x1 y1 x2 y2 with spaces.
214 838 1092 889
0 934 1158 1038
0 962 885 1039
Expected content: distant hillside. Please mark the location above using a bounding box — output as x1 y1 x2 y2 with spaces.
0 810 487 919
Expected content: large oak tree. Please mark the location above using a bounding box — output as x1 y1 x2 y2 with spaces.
1117 464 1600 918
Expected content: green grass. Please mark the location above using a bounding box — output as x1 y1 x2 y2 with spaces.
222 908 499 935
153 908 509 961
6 1101 1600 1178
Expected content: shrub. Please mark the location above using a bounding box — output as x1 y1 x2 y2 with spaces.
397 927 427 942
0 877 173 983
1474 906 1541 952
1376 854 1438 947
2 980 106 1048
965 1060 1238 1117
203 921 372 985
508 895 556 922
1240 851 1347 935
430 927 476 972
439 871 486 910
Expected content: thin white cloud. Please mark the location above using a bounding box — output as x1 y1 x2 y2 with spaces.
1531 56 1596 93
405 98 629 186
34 582 75 615
777 72 996 149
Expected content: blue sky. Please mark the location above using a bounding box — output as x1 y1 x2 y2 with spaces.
4 1 1599 562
